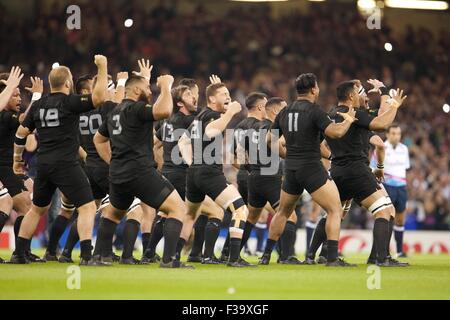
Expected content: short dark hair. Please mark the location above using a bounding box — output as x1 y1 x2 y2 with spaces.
266 97 285 109
295 73 317 95
171 85 190 112
179 78 197 89
387 123 401 133
125 74 147 89
205 83 226 103
245 92 267 110
336 80 358 102
75 75 93 94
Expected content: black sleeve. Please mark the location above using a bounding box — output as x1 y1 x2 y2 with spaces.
22 105 37 131
97 121 110 138
0 111 19 129
66 94 95 114
100 101 117 118
313 106 333 131
355 109 375 129
135 102 155 122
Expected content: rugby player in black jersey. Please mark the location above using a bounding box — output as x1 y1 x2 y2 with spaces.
324 80 407 266
12 55 109 265
0 70 43 263
94 72 191 268
259 73 358 267
240 95 302 264
178 82 252 267
49 72 126 263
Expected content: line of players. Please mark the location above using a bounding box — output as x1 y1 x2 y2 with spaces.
0 55 407 267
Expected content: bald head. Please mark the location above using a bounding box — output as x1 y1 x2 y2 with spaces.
49 66 73 92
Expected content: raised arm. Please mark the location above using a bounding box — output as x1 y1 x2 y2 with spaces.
0 67 23 111
178 132 192 166
205 101 241 138
368 89 407 131
92 55 108 108
152 75 174 120
114 72 128 103
324 108 357 139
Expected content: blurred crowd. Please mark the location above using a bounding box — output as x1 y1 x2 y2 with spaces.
0 1 448 230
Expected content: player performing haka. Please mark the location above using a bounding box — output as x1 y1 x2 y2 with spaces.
259 73 358 267
12 55 109 265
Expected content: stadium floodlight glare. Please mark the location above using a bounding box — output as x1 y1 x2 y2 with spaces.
384 42 393 51
357 0 377 10
52 62 60 69
124 19 134 28
443 103 450 113
385 0 449 10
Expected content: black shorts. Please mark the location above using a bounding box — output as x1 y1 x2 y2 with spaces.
248 172 281 209
109 167 174 211
331 163 381 205
162 168 187 200
237 169 249 205
186 166 228 203
282 162 330 196
84 165 109 200
0 166 28 197
33 163 93 208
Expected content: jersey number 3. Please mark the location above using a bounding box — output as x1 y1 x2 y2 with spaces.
112 115 122 135
39 108 60 127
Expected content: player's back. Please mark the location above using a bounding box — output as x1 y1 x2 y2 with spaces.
156 111 195 170
273 99 328 169
79 101 117 168
23 93 94 166
103 99 156 183
189 107 223 169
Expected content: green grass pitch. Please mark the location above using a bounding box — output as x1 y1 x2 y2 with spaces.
1 249 449 300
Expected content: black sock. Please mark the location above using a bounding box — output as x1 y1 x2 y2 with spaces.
145 217 166 257
308 217 326 259
0 211 9 233
305 220 316 253
122 219 140 259
255 225 266 252
289 223 297 257
162 218 182 264
62 219 79 258
175 238 186 261
141 232 151 256
15 237 30 257
374 218 389 263
264 238 277 256
369 236 377 261
327 240 339 262
280 221 296 260
203 218 221 259
94 217 118 258
190 214 208 257
221 233 230 256
240 221 255 251
229 237 242 263
47 215 69 255
319 242 327 258
394 225 404 254
80 239 92 260
387 217 394 258
14 215 24 241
